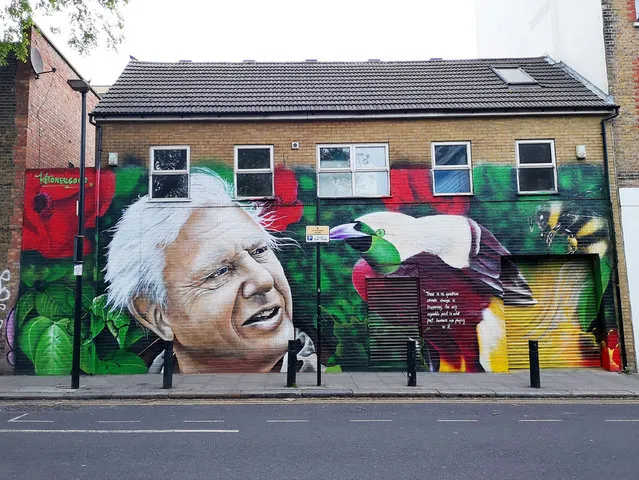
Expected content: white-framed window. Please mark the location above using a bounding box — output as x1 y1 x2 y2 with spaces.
317 143 390 197
431 141 473 195
234 145 274 198
149 145 190 200
516 140 558 194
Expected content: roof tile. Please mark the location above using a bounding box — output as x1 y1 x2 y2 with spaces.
93 58 612 117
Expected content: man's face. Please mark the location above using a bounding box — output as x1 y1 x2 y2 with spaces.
161 207 294 372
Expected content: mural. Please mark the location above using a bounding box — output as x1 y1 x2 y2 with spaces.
11 161 622 375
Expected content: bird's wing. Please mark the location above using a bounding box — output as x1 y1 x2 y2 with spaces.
465 220 535 305
500 257 536 305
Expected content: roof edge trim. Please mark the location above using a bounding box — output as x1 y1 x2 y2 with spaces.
92 109 617 123
547 56 612 104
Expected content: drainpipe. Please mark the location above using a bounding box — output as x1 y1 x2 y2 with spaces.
601 106 627 369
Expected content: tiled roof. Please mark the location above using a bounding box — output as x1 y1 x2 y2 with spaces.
92 57 612 118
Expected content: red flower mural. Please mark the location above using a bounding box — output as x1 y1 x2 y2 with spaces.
22 169 116 258
383 169 470 216
261 167 303 232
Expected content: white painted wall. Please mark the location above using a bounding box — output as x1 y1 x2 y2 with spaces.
475 0 609 92
620 188 639 367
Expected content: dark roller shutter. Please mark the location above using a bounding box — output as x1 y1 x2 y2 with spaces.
504 256 601 369
366 277 421 366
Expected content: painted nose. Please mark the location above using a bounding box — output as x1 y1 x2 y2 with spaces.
242 256 275 298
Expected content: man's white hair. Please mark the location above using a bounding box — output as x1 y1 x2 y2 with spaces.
105 167 279 311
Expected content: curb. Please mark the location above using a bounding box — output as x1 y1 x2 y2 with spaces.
0 390 638 401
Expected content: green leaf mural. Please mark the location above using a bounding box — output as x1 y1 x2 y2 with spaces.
123 325 145 350
96 350 148 374
19 316 54 363
15 291 35 328
35 286 73 319
81 342 98 374
14 161 618 374
34 323 73 375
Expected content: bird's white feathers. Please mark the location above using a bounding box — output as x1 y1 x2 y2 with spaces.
355 211 534 304
356 212 472 268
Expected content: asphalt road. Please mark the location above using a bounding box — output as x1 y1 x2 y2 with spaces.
0 400 638 480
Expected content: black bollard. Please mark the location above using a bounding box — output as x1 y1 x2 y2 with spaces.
529 340 541 388
162 340 174 389
407 339 417 387
286 339 301 387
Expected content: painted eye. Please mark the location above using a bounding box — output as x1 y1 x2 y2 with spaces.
251 246 269 256
375 228 385 237
210 266 230 278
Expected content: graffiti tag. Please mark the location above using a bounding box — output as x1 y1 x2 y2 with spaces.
0 269 9 329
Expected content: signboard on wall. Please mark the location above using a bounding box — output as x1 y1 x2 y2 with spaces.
306 225 330 243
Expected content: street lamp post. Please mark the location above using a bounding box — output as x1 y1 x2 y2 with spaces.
67 78 90 390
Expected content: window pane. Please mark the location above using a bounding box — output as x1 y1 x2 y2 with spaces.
518 167 556 192
433 170 471 194
152 174 189 198
354 171 389 196
494 67 536 85
237 148 271 170
319 147 350 169
434 144 469 166
355 146 386 169
318 172 352 197
519 143 552 165
236 173 273 197
153 149 187 171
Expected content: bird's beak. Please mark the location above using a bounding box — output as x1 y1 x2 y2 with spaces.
330 222 369 241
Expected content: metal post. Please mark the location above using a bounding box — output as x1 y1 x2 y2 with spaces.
529 340 541 388
71 87 87 390
407 339 417 386
287 340 298 387
162 340 174 389
316 197 322 387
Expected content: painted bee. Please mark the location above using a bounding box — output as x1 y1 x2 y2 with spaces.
531 203 608 256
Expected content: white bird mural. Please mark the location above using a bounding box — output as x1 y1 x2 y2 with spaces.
330 211 535 372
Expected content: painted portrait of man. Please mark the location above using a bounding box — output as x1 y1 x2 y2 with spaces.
105 168 317 373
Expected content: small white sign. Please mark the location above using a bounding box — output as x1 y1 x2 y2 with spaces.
306 226 330 243
73 264 83 276
306 234 329 243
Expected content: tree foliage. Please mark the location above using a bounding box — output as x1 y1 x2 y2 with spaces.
0 0 129 65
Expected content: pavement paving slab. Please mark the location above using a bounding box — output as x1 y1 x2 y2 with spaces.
1 369 639 400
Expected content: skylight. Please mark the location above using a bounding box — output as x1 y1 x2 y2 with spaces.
493 67 537 85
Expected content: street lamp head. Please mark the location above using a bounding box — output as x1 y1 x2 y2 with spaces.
67 78 91 93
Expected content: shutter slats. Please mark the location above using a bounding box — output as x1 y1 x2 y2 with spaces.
367 278 421 365
504 257 601 369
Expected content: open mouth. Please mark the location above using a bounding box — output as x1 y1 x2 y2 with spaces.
243 306 282 328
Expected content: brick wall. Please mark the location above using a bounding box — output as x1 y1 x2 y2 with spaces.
603 0 639 186
25 28 98 169
100 115 606 169
85 113 622 374
0 26 99 373
9 112 621 375
0 55 18 373
602 0 639 369
0 55 18 271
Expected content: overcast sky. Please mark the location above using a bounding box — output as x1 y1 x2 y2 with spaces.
35 0 478 85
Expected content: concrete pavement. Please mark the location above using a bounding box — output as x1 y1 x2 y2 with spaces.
1 368 639 400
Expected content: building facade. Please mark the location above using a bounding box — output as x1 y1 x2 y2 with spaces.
8 58 624 375
475 0 638 370
602 0 639 372
0 26 99 374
